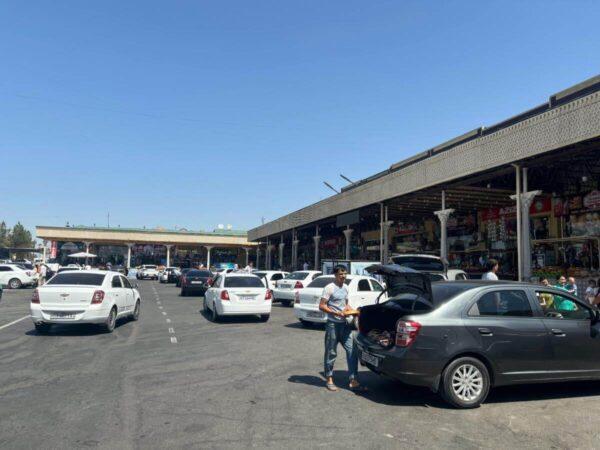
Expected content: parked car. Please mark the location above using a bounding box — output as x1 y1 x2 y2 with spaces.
180 269 213 296
30 270 141 333
253 270 289 291
137 265 159 280
203 272 271 322
57 266 82 274
273 270 322 306
159 267 180 283
175 268 193 287
293 274 386 327
390 254 468 281
0 264 38 289
356 263 600 409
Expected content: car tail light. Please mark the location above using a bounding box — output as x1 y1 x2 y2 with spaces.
91 290 105 304
294 281 303 289
395 320 421 347
294 291 300 304
220 290 230 301
265 289 272 301
31 289 40 304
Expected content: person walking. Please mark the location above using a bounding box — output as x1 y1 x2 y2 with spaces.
319 265 365 392
481 258 499 281
585 279 597 305
303 261 309 271
567 277 578 298
38 264 47 285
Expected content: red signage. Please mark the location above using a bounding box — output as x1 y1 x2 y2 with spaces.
50 241 57 259
481 197 551 221
584 190 600 210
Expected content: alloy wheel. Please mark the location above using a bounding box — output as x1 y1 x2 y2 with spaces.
451 364 483 402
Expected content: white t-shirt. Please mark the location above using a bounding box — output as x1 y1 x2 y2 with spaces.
481 271 498 281
321 282 349 323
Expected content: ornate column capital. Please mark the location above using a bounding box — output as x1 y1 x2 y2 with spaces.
342 229 353 239
313 235 321 243
510 190 543 209
434 209 454 224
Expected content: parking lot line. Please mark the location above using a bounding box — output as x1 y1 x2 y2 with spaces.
0 315 30 331
168 327 174 333
166 318 171 323
170 337 178 344
162 312 167 316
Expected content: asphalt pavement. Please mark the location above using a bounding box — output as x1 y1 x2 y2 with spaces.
1 281 600 449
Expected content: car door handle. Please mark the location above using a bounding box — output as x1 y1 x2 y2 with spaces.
551 328 566 336
478 327 493 336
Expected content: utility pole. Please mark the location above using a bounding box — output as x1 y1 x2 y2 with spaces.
107 212 110 228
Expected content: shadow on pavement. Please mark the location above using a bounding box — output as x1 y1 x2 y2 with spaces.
284 322 325 330
198 308 267 324
25 319 130 337
486 380 600 404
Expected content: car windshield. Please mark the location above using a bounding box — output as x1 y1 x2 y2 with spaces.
391 256 445 272
57 268 79 273
286 272 310 280
46 273 106 286
224 276 264 288
307 277 351 288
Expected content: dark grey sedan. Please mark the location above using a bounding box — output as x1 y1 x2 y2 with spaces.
356 264 600 408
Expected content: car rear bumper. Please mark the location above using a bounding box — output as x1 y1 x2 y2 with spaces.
30 303 112 324
293 304 327 323
354 333 441 391
218 301 272 316
273 288 297 301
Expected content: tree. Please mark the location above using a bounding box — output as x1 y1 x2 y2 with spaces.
0 221 8 247
9 222 34 248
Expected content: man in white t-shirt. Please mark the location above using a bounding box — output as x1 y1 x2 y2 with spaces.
319 265 365 392
481 259 499 281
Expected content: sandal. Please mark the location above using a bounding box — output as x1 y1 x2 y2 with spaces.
349 383 368 392
326 382 338 391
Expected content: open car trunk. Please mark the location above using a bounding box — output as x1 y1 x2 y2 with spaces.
360 264 433 336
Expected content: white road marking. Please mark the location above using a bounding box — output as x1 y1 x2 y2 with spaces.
168 327 174 333
157 301 161 305
162 311 167 316
166 318 171 323
0 315 30 330
158 306 163 310
170 337 178 344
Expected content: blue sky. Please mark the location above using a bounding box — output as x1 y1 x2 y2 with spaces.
1 0 598 236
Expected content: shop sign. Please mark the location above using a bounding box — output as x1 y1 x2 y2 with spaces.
322 238 338 248
366 245 380 251
50 241 57 259
531 197 551 214
395 221 422 235
482 197 551 221
584 190 600 210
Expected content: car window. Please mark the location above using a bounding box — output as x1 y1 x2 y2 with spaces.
455 273 468 280
0 266 12 272
46 273 106 286
469 290 533 317
535 290 591 320
272 273 284 281
121 276 132 288
286 272 310 280
112 276 123 288
307 277 351 288
224 276 264 288
357 279 371 292
370 280 384 292
312 273 322 280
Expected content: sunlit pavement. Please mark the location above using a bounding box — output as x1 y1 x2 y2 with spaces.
1 281 600 449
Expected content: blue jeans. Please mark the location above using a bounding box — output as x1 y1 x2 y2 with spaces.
324 321 358 381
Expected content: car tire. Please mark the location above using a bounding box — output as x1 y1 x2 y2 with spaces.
103 307 117 333
131 300 140 321
299 319 312 328
210 303 220 322
8 278 22 289
259 314 270 322
285 300 294 307
441 357 490 409
34 323 51 333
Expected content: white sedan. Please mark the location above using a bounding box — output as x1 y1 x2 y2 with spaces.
30 270 141 333
253 270 289 290
273 270 322 307
294 274 387 326
0 264 38 289
203 272 271 322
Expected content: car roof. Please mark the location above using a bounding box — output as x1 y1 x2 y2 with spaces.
392 254 442 259
222 271 259 277
433 280 551 288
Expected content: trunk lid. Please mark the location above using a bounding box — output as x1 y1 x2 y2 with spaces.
38 285 97 308
229 288 267 305
360 264 433 336
297 287 323 305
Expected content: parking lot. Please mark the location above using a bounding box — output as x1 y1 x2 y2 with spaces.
1 281 600 449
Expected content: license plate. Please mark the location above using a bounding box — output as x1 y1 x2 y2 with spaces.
307 311 323 318
360 350 380 367
239 295 254 301
51 312 76 319
191 281 202 284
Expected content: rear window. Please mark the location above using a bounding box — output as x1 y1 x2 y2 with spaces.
391 256 445 272
46 273 106 286
307 277 351 288
431 284 476 306
144 265 157 269
286 272 310 280
224 276 264 288
188 270 212 277
57 268 79 273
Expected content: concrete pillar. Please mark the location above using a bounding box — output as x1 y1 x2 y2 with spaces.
256 247 261 270
126 243 135 269
434 209 455 261
382 221 394 263
42 245 47 263
343 228 353 260
243 248 250 266
292 239 299 271
165 245 173 267
205 246 214 268
278 242 285 270
313 235 321 271
84 241 91 254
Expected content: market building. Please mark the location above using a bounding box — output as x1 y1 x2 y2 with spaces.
249 75 600 284
35 225 257 269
